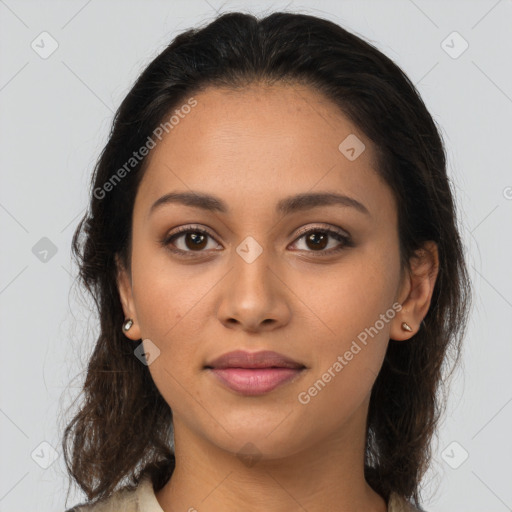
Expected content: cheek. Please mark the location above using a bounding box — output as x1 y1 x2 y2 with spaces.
128 245 236 388
131 243 209 338
296 251 400 346
294 247 400 403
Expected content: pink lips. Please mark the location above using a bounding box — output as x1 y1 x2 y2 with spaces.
205 350 306 396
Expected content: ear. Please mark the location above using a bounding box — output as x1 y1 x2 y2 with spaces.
115 254 142 340
390 241 439 341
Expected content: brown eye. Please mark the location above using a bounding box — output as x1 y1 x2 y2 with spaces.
182 232 208 250
304 231 329 251
163 226 222 255
291 227 353 255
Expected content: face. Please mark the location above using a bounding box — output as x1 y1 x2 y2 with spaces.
116 82 418 460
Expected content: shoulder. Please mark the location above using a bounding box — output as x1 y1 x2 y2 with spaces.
64 476 161 512
388 492 426 512
64 486 138 512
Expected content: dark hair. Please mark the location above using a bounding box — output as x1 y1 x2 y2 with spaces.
62 10 471 509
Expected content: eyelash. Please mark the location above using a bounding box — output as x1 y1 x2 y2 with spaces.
161 224 353 258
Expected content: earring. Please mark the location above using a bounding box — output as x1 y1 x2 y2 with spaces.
401 322 413 332
123 318 134 332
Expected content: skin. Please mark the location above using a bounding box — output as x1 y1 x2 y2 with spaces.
116 82 439 512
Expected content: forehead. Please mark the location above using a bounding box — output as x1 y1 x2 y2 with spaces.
135 83 394 222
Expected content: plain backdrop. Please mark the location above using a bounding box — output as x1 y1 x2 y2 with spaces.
1 1 511 510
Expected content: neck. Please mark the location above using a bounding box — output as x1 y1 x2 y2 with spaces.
155 402 387 512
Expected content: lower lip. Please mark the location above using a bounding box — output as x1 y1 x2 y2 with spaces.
208 367 305 396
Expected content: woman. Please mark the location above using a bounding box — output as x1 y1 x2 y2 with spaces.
62 11 471 512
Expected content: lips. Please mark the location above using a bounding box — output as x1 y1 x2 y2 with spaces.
204 350 306 396
205 350 305 370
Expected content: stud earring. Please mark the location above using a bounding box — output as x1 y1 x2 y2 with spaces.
401 322 413 332
123 318 134 332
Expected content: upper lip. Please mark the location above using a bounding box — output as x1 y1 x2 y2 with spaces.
205 350 305 369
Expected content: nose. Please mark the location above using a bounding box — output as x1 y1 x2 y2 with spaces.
215 242 291 333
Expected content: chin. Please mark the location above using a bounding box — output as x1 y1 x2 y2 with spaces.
217 434 305 464
197 416 309 463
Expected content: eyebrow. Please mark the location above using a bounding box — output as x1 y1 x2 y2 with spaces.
149 191 370 217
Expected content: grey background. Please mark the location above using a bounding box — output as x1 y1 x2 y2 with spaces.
1 0 511 510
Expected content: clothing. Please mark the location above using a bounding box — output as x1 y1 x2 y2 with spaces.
66 475 422 511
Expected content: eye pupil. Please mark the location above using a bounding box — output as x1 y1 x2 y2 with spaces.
306 232 328 250
186 233 207 250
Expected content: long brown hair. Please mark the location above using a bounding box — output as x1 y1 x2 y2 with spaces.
62 11 472 509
